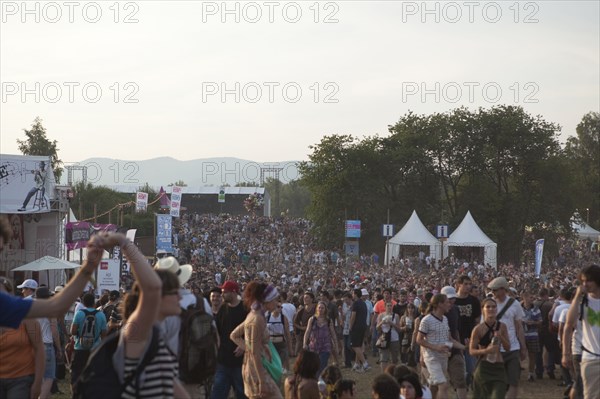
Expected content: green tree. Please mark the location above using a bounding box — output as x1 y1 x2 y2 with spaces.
565 112 600 227
168 180 187 187
17 117 63 182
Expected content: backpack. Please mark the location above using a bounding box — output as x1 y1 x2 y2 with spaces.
79 309 99 350
179 296 218 384
102 304 116 321
72 326 160 399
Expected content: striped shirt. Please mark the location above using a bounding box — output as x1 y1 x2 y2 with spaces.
121 337 178 398
419 313 450 357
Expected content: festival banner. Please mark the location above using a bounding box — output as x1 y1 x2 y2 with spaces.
170 186 182 217
65 222 117 250
218 187 225 203
97 259 120 295
535 239 544 277
0 154 56 214
136 192 148 212
156 214 173 253
345 220 361 238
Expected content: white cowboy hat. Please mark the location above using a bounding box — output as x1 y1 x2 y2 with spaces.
154 256 193 286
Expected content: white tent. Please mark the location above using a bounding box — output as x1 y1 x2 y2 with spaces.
571 220 600 241
385 210 441 265
443 211 497 268
11 256 80 271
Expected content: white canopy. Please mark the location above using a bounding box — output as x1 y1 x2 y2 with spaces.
385 210 441 264
11 256 81 271
571 220 600 241
443 211 497 268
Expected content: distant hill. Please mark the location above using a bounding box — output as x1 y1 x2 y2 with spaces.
65 157 301 190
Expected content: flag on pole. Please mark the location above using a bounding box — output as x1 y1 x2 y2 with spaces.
535 239 544 277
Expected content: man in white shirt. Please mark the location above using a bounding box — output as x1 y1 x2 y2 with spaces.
563 264 600 399
488 277 527 399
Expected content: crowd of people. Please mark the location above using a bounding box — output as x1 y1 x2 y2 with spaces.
0 212 599 399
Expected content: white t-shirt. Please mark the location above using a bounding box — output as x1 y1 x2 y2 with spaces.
557 307 570 342
553 303 571 326
495 296 525 352
581 295 600 361
281 302 296 332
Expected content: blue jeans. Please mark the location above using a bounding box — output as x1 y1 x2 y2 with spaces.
0 374 34 399
318 352 330 376
43 343 56 379
210 364 247 399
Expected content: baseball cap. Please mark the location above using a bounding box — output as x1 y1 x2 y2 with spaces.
441 286 457 299
220 281 240 293
17 279 38 290
487 277 509 290
54 285 64 293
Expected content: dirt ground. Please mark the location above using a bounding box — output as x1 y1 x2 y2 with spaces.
56 357 568 398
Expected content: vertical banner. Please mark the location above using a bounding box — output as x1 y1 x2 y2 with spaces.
97 259 120 295
156 214 173 253
218 186 225 203
170 186 182 217
535 239 544 277
136 192 148 212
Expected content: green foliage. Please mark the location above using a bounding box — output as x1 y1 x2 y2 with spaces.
17 117 63 182
69 182 159 236
168 180 187 187
564 111 599 227
302 106 579 263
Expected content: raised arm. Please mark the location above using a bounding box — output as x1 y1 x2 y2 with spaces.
104 233 162 358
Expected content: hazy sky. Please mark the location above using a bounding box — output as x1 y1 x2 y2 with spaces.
1 1 598 164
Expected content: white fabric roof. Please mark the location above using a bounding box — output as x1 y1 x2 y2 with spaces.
12 256 81 271
389 210 439 245
446 211 495 246
444 211 497 267
571 220 600 241
385 210 442 265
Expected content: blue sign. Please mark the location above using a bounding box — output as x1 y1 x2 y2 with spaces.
345 220 361 238
436 224 449 238
156 214 173 253
383 224 394 237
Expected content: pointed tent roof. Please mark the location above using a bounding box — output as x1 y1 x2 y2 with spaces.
389 210 439 246
158 186 171 209
571 218 600 241
446 211 495 246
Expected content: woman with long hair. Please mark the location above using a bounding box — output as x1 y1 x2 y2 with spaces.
376 302 400 371
0 277 44 399
304 301 339 375
99 232 189 399
469 297 510 399
231 282 283 399
284 350 320 399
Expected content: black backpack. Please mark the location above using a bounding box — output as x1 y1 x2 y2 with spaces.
79 309 99 350
179 296 218 384
72 326 160 399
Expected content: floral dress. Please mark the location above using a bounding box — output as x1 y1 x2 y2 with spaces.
231 310 283 399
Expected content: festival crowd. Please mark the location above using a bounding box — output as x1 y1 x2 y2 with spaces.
0 212 599 399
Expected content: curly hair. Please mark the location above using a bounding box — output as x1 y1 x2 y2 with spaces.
243 281 268 309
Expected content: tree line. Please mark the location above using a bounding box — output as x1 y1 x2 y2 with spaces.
298 106 599 264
